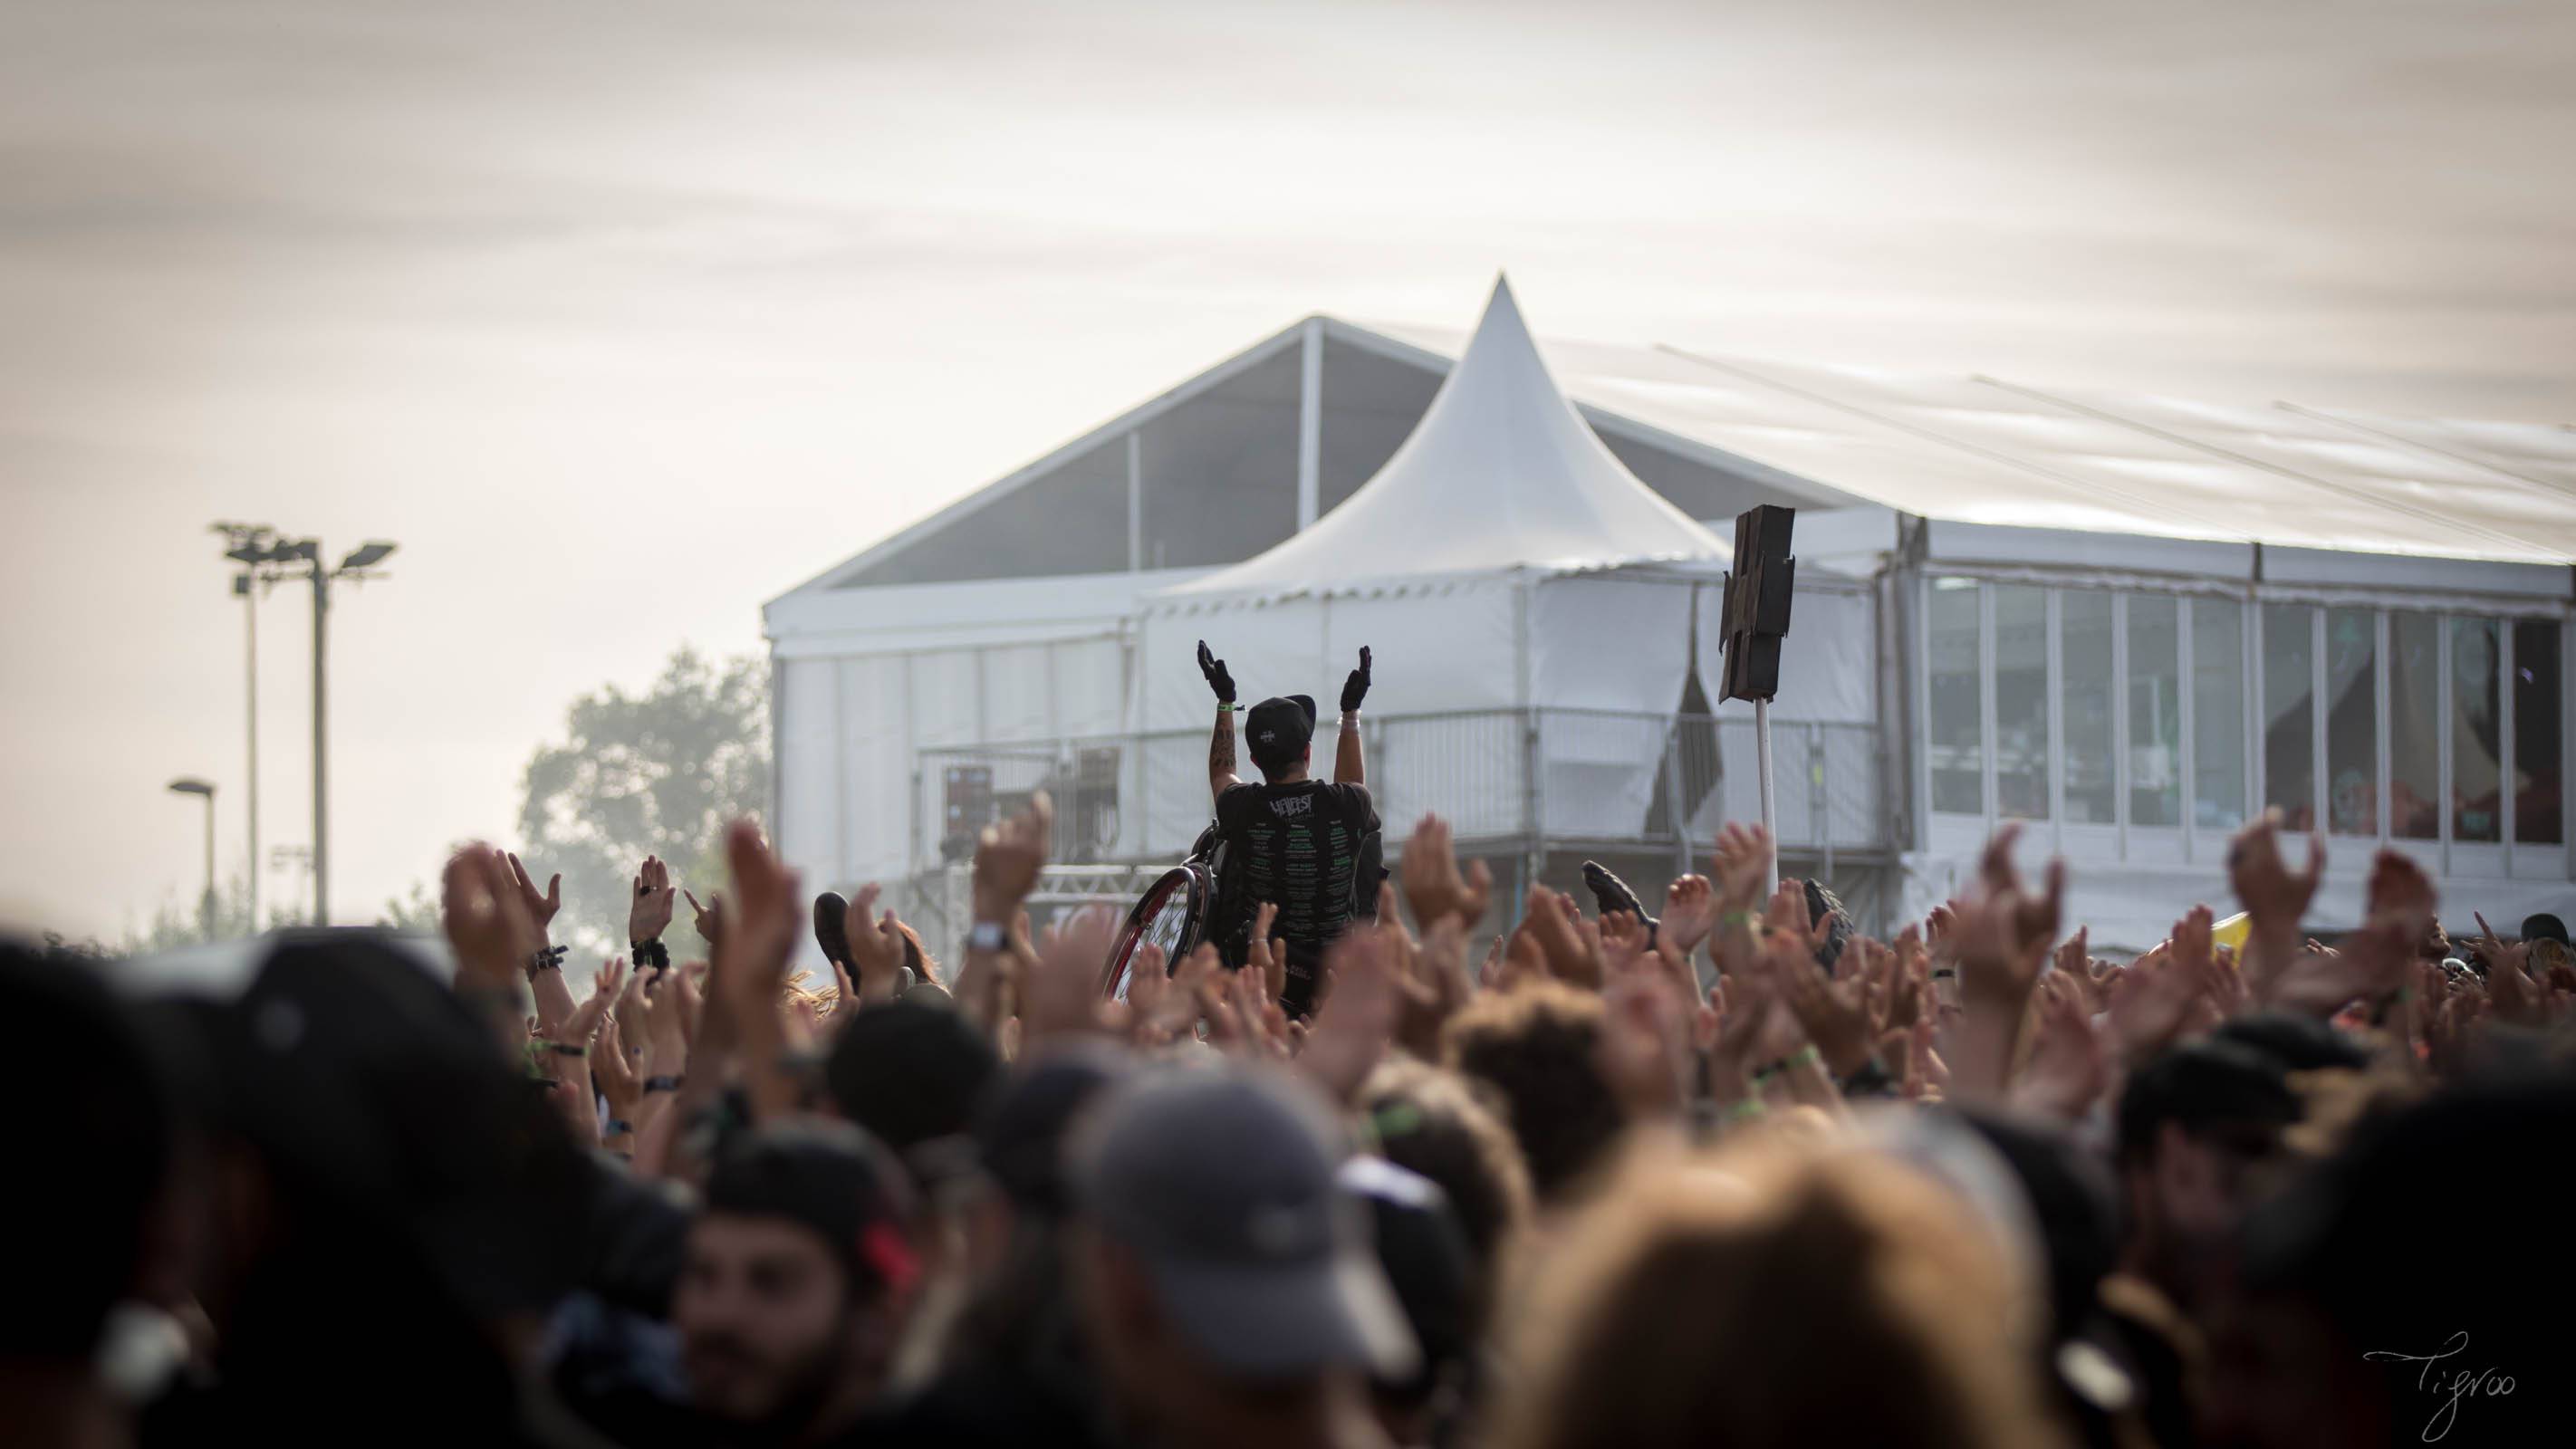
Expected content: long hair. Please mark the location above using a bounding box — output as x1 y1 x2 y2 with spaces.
1495 1141 2061 1449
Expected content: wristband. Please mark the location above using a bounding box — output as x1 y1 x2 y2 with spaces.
1720 910 1756 932
1787 1043 1821 1071
545 1041 588 1059
966 920 1009 955
1838 1055 1897 1098
604 1118 634 1137
643 1075 684 1094
524 944 567 981
1720 1098 1768 1123
631 937 670 972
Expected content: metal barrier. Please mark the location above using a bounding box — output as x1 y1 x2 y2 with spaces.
911 710 1886 876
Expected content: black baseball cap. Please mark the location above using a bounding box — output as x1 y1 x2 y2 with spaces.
1246 695 1318 773
704 1119 918 1296
1072 1062 1418 1382
2521 913 2569 946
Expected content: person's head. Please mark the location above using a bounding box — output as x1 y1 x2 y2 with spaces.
1360 1058 1532 1300
1340 1157 1477 1445
2206 1078 2576 1449
1495 1141 2055 1449
823 996 1001 1159
2114 1039 2300 1297
2520 912 2569 947
1801 879 1854 973
2209 1011 2371 1074
678 1119 919 1436
1443 982 1623 1203
1245 695 1318 782
2 942 171 1365
1067 1061 1416 1431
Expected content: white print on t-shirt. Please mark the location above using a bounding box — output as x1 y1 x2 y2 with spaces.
1268 794 1315 819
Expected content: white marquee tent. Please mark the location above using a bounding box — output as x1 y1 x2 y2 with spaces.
766 278 2573 960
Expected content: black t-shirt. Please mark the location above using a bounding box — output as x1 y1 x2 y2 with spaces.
1215 779 1379 1006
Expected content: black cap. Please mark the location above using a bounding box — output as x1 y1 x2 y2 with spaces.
2521 913 2570 946
704 1119 918 1294
1246 695 1318 774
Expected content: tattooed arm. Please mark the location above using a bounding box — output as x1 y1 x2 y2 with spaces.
1210 703 1241 802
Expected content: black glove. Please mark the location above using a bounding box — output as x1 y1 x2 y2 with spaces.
1341 646 1372 714
1197 639 1236 705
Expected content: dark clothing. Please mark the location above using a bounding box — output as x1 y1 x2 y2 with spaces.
1216 779 1379 1015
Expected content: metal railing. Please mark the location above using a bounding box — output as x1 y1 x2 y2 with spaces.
910 709 1886 875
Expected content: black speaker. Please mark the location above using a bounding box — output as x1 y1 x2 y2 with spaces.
1720 505 1796 703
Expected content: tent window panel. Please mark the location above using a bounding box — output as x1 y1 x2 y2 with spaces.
2194 599 2247 830
2388 613 2441 840
1317 339 1442 518
838 437 1130 588
2514 619 2562 846
2451 619 2502 843
2262 604 2318 832
1994 585 2050 820
2325 608 2379 835
2128 595 2182 828
2062 591 2115 824
1927 578 1983 814
1138 345 1302 569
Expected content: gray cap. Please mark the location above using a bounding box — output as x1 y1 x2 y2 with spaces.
1072 1062 1418 1383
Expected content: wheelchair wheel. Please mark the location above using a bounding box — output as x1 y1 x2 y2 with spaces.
1101 864 1209 1001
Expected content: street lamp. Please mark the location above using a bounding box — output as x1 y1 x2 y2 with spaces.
216 524 397 926
274 534 397 926
167 778 216 942
211 523 274 926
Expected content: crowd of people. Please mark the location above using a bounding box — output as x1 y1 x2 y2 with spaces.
9 647 2576 1449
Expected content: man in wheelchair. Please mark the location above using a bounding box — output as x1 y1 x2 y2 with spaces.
1196 638 1382 1019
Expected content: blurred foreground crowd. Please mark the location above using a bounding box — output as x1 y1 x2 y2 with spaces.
10 794 2576 1449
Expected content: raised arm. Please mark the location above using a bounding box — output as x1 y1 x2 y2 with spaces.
1334 647 1370 786
1199 640 1241 802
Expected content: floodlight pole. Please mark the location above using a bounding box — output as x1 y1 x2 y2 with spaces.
311 557 329 926
242 573 260 926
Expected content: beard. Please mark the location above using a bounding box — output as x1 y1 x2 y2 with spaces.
686 1315 856 1443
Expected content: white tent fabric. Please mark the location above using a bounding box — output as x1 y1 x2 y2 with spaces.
1164 276 1725 599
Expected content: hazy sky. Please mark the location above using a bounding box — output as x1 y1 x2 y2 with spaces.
3 0 2570 943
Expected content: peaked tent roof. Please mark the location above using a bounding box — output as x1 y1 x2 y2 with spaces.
1160 277 1727 598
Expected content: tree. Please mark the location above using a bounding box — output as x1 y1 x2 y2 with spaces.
115 872 303 955
517 647 771 957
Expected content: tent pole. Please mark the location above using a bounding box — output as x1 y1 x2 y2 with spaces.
1754 697 1778 894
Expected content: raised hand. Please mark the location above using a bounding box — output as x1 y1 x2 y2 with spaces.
2110 907 2213 1060
1956 825 2064 1007
1660 875 1716 958
1025 904 1118 1043
1769 927 1876 1077
1341 646 1372 714
1522 887 1603 989
630 855 677 944
1399 813 1493 929
443 842 543 994
841 883 909 1003
1196 639 1236 705
711 820 801 1042
505 851 562 934
1245 901 1285 1003
1301 926 1399 1105
2229 810 2324 994
684 888 726 947
562 955 629 1044
1712 822 1773 916
594 1016 643 1122
973 791 1053 924
2012 974 2109 1122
